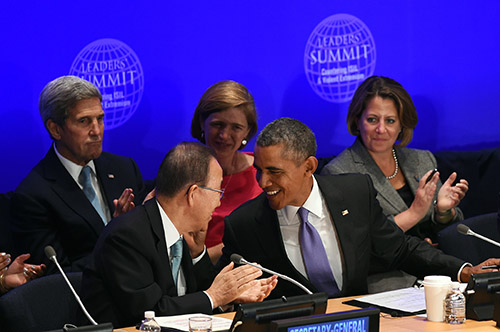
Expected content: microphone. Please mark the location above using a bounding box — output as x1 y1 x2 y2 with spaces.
44 246 101 327
456 224 500 248
230 253 313 295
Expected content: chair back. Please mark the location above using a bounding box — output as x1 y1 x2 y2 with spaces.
0 191 20 257
435 148 500 218
0 272 82 332
438 213 500 265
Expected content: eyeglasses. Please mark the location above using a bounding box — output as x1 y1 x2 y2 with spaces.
198 185 225 200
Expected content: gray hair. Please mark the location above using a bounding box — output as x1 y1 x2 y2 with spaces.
256 118 317 164
156 142 217 199
39 75 102 137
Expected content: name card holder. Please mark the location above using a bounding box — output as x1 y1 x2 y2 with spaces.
270 307 380 332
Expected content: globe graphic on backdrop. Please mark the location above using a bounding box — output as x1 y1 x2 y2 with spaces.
304 14 376 103
69 38 144 129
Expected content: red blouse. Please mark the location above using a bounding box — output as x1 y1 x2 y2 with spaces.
205 153 262 248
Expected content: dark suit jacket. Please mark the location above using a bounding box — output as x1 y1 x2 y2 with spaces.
219 174 465 299
81 199 216 328
10 146 146 273
321 138 464 240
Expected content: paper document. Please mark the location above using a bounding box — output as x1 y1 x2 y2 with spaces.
353 287 426 313
346 283 467 315
156 313 232 331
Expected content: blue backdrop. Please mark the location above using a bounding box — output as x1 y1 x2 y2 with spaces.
1 1 499 192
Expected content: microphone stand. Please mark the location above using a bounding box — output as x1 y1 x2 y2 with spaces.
44 246 113 332
231 254 313 295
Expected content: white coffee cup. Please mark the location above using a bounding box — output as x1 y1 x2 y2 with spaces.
422 275 452 322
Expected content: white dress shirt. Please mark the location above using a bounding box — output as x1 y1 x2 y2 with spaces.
155 200 213 307
277 177 344 290
54 144 111 222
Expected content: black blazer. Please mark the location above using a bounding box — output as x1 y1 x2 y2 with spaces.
81 199 216 328
220 174 465 299
10 146 146 273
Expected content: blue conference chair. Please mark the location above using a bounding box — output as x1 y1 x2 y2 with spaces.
0 272 82 332
0 191 21 258
438 213 500 265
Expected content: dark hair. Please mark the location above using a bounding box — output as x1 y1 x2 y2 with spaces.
257 118 317 164
156 142 217 198
347 76 418 147
191 80 257 150
39 75 102 138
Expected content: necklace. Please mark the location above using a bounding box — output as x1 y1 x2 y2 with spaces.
385 148 399 180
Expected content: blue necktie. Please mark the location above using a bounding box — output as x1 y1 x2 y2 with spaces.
79 166 107 224
299 207 340 297
171 239 183 287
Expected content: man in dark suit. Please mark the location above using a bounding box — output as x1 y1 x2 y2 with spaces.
219 117 500 299
81 142 277 328
11 76 146 274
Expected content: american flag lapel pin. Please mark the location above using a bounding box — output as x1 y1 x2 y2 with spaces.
342 209 349 216
108 174 115 179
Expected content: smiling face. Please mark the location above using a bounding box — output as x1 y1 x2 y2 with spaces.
254 144 315 211
202 108 250 158
357 96 402 155
47 97 104 166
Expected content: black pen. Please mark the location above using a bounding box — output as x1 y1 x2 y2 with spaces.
481 265 500 270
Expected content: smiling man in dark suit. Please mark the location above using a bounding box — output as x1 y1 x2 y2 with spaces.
219 117 500 299
11 76 146 273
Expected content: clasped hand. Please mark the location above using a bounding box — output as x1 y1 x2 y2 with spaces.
206 262 278 308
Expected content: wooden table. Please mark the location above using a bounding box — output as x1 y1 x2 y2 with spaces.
114 296 500 331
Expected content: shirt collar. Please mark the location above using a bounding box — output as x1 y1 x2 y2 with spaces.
281 176 323 224
155 199 182 248
54 143 97 185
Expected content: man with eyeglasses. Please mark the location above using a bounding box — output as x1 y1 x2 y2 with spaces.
81 142 277 328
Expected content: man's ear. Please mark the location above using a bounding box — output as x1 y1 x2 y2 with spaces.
46 120 62 140
185 184 198 207
304 156 318 176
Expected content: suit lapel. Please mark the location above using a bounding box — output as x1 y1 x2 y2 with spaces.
144 200 177 295
315 175 354 296
398 148 422 195
94 154 120 212
42 147 105 236
349 139 408 212
253 195 317 293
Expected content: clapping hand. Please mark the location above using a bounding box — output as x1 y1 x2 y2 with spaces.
436 172 469 213
113 188 136 217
